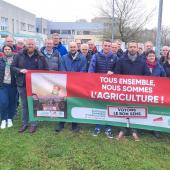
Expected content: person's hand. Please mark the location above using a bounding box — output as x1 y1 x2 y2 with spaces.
20 69 28 74
107 71 113 75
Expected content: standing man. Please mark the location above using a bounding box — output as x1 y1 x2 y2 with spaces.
88 40 118 138
16 39 25 53
160 46 170 64
4 36 17 54
11 39 48 133
87 40 98 56
52 33 67 57
80 43 92 71
114 39 124 58
140 41 154 60
111 42 119 55
41 38 61 71
56 42 87 132
115 40 150 141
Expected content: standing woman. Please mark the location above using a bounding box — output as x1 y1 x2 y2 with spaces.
146 50 166 138
0 45 17 129
163 50 170 77
146 50 166 77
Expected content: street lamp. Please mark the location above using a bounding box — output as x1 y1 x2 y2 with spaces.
155 0 163 59
112 0 115 41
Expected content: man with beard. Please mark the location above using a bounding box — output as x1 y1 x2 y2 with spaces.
115 40 150 141
11 39 47 133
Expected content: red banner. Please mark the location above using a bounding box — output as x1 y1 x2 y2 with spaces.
27 71 170 106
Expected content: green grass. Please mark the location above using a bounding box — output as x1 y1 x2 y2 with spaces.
0 116 170 170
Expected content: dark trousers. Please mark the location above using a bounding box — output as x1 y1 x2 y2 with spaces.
59 122 78 130
0 84 17 120
18 87 36 126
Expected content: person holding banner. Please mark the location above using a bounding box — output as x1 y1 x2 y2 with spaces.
0 45 17 129
11 39 48 133
88 40 118 139
146 50 166 77
55 41 87 133
146 50 166 138
115 40 151 141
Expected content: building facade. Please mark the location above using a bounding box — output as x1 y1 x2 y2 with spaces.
0 0 37 39
36 18 104 44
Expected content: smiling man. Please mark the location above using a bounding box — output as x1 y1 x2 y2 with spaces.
11 39 48 134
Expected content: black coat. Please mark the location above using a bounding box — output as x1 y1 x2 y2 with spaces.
11 49 48 87
114 54 151 76
163 61 170 77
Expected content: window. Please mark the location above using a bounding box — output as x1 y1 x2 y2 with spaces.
28 24 34 32
0 17 8 31
60 30 71 35
83 31 90 35
77 31 83 35
50 30 60 34
36 27 39 33
43 28 47 34
20 22 26 31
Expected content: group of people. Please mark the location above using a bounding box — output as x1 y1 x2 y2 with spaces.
0 33 170 141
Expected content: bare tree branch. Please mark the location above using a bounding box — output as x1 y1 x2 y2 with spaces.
97 0 156 42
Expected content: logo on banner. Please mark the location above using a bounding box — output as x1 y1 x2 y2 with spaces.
107 106 147 118
153 117 163 122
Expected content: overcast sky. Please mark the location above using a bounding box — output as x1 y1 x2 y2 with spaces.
4 0 170 28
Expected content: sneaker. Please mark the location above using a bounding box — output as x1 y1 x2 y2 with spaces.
7 119 13 128
92 129 100 137
105 131 113 139
1 120 7 129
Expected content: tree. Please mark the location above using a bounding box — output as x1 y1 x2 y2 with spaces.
97 0 155 43
161 26 170 46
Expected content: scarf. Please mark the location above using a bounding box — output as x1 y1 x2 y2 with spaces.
146 60 157 69
128 53 137 62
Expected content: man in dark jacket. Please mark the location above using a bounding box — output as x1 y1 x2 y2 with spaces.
11 39 48 133
80 43 92 71
41 38 61 71
115 40 150 141
113 39 124 58
56 41 87 133
87 40 98 56
89 40 118 138
140 41 154 61
52 33 68 57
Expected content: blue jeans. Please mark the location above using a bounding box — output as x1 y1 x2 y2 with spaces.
0 84 17 121
95 124 112 132
17 87 37 126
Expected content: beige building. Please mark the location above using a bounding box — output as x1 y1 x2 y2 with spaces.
0 0 36 38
